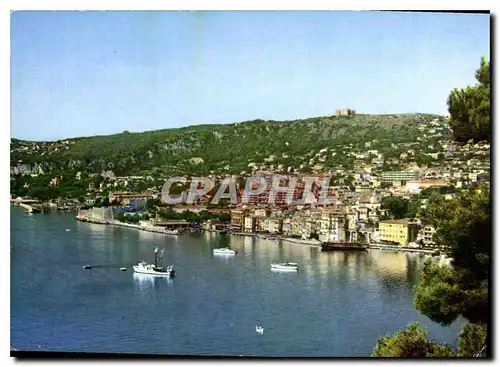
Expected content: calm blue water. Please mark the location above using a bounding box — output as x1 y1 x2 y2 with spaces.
11 208 463 356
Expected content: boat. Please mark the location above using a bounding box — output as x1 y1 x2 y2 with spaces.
83 265 92 270
321 220 367 251
120 267 127 271
216 229 228 234
213 247 237 255
271 262 298 271
133 248 175 277
255 326 264 334
321 242 368 251
164 229 179 235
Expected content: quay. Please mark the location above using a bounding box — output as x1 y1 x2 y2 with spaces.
230 231 322 247
367 244 439 254
76 214 179 235
14 202 41 213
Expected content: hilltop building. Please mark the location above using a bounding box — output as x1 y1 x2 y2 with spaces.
336 109 356 117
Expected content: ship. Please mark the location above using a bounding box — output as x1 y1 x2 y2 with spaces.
133 248 176 277
321 242 368 251
321 215 368 252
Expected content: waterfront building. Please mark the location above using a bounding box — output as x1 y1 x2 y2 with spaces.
108 192 154 207
378 219 418 246
263 217 283 234
230 209 248 231
152 219 190 230
243 216 256 232
204 219 225 231
254 216 267 232
319 214 346 242
421 224 437 245
290 213 310 238
282 217 293 235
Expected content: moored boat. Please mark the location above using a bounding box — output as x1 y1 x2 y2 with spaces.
321 242 368 251
133 248 175 277
213 247 237 255
271 262 298 271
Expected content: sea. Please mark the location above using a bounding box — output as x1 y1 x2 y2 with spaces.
10 207 464 357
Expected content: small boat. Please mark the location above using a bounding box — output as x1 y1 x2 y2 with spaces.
213 247 237 255
120 267 127 271
65 229 71 232
255 326 264 334
83 265 92 270
164 229 179 235
133 248 175 277
271 262 298 271
216 229 228 234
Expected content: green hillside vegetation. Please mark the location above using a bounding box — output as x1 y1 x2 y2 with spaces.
11 113 442 200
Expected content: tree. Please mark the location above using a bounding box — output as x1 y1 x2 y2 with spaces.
447 58 490 143
405 194 422 218
381 196 409 219
373 184 491 358
371 323 455 357
372 322 487 358
457 323 487 357
413 184 490 326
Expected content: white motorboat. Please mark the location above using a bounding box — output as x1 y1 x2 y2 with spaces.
213 247 237 255
255 326 264 334
271 262 298 271
133 248 175 277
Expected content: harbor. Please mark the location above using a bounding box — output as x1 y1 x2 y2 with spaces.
11 208 464 356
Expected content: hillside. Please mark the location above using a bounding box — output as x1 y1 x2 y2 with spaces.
10 113 451 199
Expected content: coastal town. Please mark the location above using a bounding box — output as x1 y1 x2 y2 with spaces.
10 10 490 359
11 116 490 257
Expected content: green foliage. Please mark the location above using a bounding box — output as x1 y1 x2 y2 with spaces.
414 183 490 326
11 113 442 200
380 196 409 219
447 57 490 143
158 209 229 223
371 322 455 357
457 323 487 357
413 261 466 325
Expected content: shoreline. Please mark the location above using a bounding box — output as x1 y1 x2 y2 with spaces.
75 216 448 256
75 216 179 235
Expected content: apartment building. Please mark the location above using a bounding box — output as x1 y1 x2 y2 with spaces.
230 209 248 231
422 224 437 245
379 219 418 246
381 171 419 182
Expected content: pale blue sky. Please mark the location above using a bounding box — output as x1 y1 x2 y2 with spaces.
11 11 490 141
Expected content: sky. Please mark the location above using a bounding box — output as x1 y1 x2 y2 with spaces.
11 11 490 141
